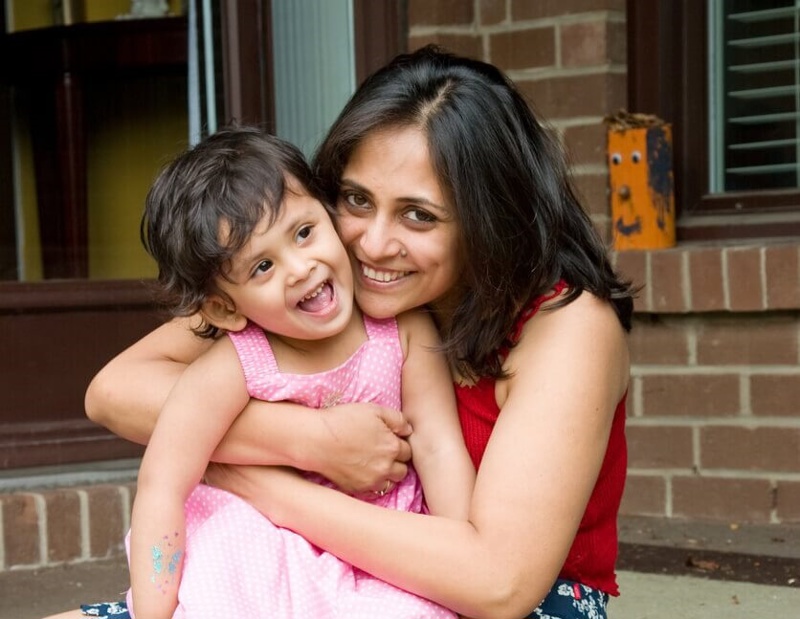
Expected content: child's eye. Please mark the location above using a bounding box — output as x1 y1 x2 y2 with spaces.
254 259 273 275
297 225 313 241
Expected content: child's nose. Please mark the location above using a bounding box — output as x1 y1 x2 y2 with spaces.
286 254 315 286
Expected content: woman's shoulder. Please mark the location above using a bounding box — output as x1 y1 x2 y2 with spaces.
523 289 627 346
503 290 630 401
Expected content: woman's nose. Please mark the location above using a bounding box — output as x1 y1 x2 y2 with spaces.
359 217 402 260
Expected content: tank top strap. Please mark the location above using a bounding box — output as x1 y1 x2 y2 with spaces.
505 280 569 350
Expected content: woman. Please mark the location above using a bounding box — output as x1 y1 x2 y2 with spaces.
71 46 634 619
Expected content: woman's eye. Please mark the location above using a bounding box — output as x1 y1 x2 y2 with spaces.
254 259 273 275
405 208 437 223
343 192 368 208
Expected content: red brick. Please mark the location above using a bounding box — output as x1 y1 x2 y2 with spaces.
672 477 773 523
409 34 483 60
88 485 127 558
776 481 800 523
688 247 725 312
479 0 506 25
650 250 686 312
518 73 627 121
490 27 556 71
726 247 764 311
696 317 798 366
619 474 667 517
563 122 607 167
561 20 626 67
700 427 800 473
764 243 800 309
613 251 648 312
572 173 610 217
628 317 690 365
750 375 800 417
627 425 693 468
513 0 625 20
641 374 740 417
45 489 82 563
409 0 474 26
2 493 41 566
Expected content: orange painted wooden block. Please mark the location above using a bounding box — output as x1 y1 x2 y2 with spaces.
606 111 676 251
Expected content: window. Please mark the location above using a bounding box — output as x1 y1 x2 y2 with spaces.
628 0 800 240
710 1 800 194
0 0 406 471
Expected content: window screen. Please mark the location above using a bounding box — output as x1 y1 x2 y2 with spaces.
709 0 800 193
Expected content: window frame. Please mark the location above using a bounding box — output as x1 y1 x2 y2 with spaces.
627 0 800 241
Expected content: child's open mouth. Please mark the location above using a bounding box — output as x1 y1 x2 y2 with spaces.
298 280 334 312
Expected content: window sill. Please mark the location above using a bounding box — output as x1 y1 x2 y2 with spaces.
0 279 155 311
612 238 800 313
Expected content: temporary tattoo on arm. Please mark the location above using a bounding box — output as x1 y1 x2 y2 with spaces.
150 532 183 593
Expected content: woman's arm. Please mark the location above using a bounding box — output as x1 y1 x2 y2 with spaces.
85 318 210 444
212 293 630 619
130 336 249 619
85 318 413 494
397 310 475 519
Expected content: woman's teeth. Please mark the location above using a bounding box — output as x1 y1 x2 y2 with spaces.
362 265 407 282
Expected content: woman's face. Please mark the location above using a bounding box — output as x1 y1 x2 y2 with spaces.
335 126 462 320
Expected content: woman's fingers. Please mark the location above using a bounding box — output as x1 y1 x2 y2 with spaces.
379 406 413 438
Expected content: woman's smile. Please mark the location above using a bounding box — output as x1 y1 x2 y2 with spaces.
359 262 412 284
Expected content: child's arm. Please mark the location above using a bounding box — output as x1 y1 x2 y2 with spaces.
129 336 249 619
396 310 476 520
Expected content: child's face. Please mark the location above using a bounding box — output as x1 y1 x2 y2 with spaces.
213 183 354 342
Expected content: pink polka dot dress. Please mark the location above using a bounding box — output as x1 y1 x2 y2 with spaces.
127 314 456 619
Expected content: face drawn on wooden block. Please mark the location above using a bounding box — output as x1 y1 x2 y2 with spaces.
608 125 676 250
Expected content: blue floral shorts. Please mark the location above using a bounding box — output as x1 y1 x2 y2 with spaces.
80 602 130 618
81 578 607 619
526 579 609 619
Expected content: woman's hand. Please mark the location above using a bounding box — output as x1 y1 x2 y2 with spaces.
305 403 413 495
206 403 413 498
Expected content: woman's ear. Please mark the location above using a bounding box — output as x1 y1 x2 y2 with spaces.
201 294 248 332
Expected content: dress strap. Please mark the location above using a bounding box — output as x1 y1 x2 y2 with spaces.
362 313 399 342
227 322 280 395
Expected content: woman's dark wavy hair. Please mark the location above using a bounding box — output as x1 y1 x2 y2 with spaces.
313 45 636 380
141 125 321 338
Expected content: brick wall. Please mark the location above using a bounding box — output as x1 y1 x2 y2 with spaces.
616 244 800 524
409 0 799 527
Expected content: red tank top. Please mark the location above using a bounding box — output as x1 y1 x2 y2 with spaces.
455 283 626 596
